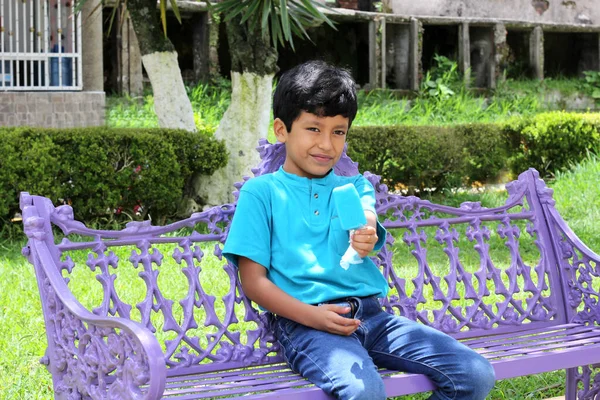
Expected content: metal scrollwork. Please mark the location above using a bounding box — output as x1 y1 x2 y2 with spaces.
41 274 152 399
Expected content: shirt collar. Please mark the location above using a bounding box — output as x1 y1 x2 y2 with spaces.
276 166 337 187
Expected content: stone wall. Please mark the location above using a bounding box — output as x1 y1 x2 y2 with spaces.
0 91 105 128
389 0 599 26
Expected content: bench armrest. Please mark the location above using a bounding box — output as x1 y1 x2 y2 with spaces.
546 206 600 325
21 194 166 399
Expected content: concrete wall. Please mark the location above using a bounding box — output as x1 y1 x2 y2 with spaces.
0 92 105 128
389 0 599 26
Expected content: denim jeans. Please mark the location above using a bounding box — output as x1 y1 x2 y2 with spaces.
274 296 495 400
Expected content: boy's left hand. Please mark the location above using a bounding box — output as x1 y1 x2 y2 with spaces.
350 226 378 258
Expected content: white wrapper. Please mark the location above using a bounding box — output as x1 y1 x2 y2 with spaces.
340 229 364 270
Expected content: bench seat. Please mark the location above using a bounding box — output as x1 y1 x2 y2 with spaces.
159 322 600 399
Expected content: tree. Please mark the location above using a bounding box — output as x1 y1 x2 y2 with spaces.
77 0 196 132
195 0 335 206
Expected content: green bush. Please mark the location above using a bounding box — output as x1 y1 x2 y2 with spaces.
455 123 509 183
0 127 227 226
506 112 600 176
347 123 508 192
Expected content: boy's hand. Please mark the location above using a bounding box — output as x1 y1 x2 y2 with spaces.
350 226 378 258
306 304 361 336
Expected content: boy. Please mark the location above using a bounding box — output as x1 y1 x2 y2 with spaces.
223 60 495 400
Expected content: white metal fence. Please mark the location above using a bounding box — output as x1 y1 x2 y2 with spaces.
1 0 82 91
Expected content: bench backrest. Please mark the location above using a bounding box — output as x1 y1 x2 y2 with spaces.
22 139 592 378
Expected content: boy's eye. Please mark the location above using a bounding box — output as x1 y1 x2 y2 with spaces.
334 130 347 136
307 127 319 132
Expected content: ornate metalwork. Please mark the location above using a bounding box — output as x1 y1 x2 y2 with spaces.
370 168 558 335
41 271 152 399
573 365 600 399
21 140 598 397
547 196 600 327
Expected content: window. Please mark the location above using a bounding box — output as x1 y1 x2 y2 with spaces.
1 0 82 90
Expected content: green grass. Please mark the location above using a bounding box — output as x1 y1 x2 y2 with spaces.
502 76 584 97
3 155 600 398
0 238 53 399
353 85 540 127
106 76 597 132
106 78 231 133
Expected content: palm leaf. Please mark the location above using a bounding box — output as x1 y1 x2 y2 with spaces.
240 0 262 25
295 0 336 29
288 11 311 41
160 0 167 35
270 9 286 48
169 0 182 25
212 0 249 22
279 0 291 42
261 0 272 34
212 0 336 50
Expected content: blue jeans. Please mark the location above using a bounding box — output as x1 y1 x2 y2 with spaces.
273 296 495 400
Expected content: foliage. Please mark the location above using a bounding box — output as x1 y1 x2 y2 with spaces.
74 0 182 36
419 55 460 101
506 111 600 177
347 123 508 192
107 75 548 131
0 127 227 226
210 0 335 50
349 111 600 191
108 80 232 133
454 123 509 183
583 70 600 103
353 82 540 127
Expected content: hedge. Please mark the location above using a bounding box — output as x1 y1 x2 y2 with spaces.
0 127 227 226
347 123 509 192
347 112 600 192
504 112 600 177
3 111 598 228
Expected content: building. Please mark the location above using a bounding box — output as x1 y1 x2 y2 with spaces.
113 0 600 94
2 0 600 128
0 0 104 128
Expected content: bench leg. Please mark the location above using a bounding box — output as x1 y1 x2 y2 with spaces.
567 365 600 400
565 367 577 400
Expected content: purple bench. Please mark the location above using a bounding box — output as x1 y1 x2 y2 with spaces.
20 139 600 399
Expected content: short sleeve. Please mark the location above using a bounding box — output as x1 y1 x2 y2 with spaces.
222 183 272 270
354 175 387 252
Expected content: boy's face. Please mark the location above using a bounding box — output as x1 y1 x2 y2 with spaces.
274 111 349 179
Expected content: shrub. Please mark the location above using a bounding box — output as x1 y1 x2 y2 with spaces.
455 123 509 183
0 127 227 226
506 112 600 176
347 123 508 192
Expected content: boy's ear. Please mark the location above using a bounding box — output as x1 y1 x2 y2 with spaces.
273 118 288 143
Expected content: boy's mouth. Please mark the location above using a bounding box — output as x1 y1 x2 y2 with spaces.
311 154 333 163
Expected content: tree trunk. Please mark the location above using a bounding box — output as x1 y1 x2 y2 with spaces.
192 15 278 207
125 0 196 132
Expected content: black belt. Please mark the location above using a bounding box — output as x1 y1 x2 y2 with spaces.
347 298 359 318
317 297 360 318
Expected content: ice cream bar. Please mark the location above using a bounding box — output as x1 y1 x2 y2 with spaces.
332 184 367 230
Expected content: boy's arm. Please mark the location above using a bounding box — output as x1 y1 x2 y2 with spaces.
239 257 361 336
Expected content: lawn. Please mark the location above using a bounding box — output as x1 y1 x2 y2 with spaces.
106 71 575 132
2 154 600 399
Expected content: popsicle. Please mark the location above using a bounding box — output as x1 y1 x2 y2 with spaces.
332 184 366 269
333 184 367 230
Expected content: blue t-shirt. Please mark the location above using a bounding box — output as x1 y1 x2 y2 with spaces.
223 167 389 305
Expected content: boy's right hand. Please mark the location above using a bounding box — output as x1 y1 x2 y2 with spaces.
306 304 361 336
238 257 360 336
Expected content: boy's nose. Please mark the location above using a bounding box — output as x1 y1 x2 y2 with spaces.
317 133 333 150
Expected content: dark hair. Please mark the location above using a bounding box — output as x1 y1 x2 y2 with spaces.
273 60 357 132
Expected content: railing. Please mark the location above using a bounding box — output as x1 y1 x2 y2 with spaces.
1 0 82 91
